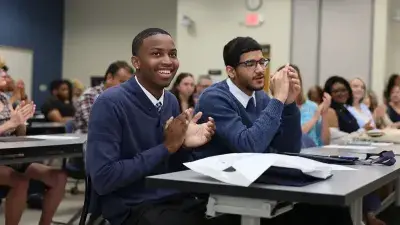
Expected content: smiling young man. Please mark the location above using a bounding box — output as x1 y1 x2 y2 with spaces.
194 37 353 225
86 28 217 225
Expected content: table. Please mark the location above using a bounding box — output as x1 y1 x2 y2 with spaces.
0 134 87 165
146 149 400 225
309 144 400 156
0 133 87 225
27 122 66 134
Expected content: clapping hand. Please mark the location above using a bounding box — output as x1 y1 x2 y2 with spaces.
320 93 332 115
363 120 374 131
270 65 290 103
164 111 189 153
9 101 35 128
183 109 216 148
164 108 216 152
285 65 301 104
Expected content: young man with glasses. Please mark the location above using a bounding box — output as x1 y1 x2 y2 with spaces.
194 36 302 158
194 36 353 225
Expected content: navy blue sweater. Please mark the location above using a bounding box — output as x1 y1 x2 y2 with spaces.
194 80 301 158
86 78 192 225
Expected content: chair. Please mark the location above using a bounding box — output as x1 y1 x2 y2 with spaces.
79 175 108 225
52 142 86 225
65 158 85 195
65 120 75 133
64 120 84 195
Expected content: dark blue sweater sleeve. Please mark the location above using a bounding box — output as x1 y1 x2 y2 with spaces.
269 102 302 153
197 91 284 153
86 96 169 195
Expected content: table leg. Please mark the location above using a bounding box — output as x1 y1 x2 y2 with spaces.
241 216 261 225
395 177 400 206
350 198 364 225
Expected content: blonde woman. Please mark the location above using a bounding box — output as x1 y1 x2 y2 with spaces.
71 79 84 109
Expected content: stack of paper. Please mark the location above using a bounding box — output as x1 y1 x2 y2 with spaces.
184 153 355 187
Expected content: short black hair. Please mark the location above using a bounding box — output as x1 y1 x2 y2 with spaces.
104 61 133 81
49 80 63 93
131 28 171 56
324 75 354 105
223 37 262 68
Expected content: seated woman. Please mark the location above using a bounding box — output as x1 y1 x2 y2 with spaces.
384 78 400 123
347 78 375 130
0 73 67 225
383 74 400 104
170 73 196 112
324 76 360 134
324 75 385 225
280 65 330 146
364 90 400 129
41 80 75 123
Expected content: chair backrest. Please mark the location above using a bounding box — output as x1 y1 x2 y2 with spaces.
65 120 75 133
79 141 90 225
301 133 317 149
78 174 92 225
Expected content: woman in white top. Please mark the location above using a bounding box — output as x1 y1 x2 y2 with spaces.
347 78 375 130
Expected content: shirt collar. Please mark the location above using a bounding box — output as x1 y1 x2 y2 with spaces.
226 78 256 108
135 76 164 106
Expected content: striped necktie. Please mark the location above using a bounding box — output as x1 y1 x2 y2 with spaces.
155 102 162 113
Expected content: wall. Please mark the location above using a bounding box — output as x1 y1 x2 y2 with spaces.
291 0 320 93
387 0 400 76
371 0 390 101
176 0 292 78
0 0 64 106
62 0 178 86
291 0 374 92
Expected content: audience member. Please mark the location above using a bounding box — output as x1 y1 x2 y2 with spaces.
324 76 362 133
383 74 400 104
0 75 67 225
324 76 386 225
365 90 399 129
385 77 400 123
347 78 375 129
282 64 331 146
194 36 352 225
170 72 196 112
193 74 213 103
71 79 85 108
41 80 75 123
74 61 132 133
86 28 216 225
307 85 324 104
0 67 28 108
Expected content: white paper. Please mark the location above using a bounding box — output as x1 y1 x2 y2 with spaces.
371 142 393 147
28 135 79 140
184 153 355 187
323 145 377 150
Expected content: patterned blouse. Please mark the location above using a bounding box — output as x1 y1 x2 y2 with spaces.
0 92 13 136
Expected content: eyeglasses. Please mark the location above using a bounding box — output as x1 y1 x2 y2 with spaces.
331 88 348 94
238 58 270 69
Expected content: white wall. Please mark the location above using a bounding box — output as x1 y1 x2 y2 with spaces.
387 0 400 75
291 0 320 93
318 0 373 87
176 0 292 78
371 0 390 101
62 0 178 86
